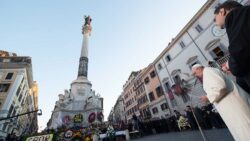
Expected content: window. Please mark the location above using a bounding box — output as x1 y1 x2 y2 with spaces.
144 95 148 103
0 83 10 92
148 92 155 102
12 109 16 116
210 46 226 61
2 123 8 132
18 93 23 102
180 41 186 48
157 63 162 70
139 95 148 105
152 107 158 114
173 75 181 84
21 98 25 106
195 24 203 33
138 98 141 105
165 55 171 62
5 73 13 80
161 103 168 111
164 82 171 92
150 71 156 78
144 77 149 84
156 86 164 97
8 105 14 117
16 86 21 96
140 86 145 93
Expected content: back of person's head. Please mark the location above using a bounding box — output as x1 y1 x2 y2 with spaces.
214 0 243 14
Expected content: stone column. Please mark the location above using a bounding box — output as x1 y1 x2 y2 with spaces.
78 16 92 78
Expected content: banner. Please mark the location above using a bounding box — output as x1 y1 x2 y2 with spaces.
168 90 175 100
26 134 53 141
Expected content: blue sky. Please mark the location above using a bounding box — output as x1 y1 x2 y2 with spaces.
0 0 207 130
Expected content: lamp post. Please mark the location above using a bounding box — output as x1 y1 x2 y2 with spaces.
0 109 42 121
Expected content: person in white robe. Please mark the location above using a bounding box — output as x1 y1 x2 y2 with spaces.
192 64 250 141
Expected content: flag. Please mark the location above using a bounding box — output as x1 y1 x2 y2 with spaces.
168 90 174 100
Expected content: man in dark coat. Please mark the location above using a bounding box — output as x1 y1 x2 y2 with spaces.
214 1 250 93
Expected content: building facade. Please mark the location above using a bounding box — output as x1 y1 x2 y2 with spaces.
123 71 140 122
0 51 38 137
108 94 126 123
111 0 250 122
153 0 249 115
134 68 150 120
142 64 170 119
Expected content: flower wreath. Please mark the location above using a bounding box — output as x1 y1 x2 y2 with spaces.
97 112 103 122
64 129 73 139
88 112 96 123
63 115 71 125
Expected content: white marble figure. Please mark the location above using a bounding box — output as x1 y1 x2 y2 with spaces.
64 89 72 100
63 89 72 105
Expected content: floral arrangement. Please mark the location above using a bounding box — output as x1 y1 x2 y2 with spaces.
88 112 96 123
177 116 191 130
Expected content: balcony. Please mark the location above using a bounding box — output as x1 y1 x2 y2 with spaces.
208 54 230 69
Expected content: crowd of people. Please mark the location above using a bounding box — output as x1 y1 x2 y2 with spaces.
175 104 226 131
121 104 226 136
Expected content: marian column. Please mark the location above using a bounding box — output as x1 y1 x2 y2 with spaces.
48 16 103 130
78 16 92 78
71 16 93 101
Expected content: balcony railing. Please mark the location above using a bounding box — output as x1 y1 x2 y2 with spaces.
208 54 230 69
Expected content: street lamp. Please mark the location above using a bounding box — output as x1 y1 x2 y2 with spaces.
0 109 43 121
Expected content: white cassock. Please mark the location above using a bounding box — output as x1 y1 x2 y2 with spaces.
203 67 250 141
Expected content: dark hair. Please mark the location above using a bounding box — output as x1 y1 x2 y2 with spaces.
214 1 243 14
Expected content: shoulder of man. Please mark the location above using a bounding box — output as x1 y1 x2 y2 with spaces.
204 67 223 77
225 6 249 29
204 67 219 73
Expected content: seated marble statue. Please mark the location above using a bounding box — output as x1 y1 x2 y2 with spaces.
63 89 72 105
64 89 72 100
